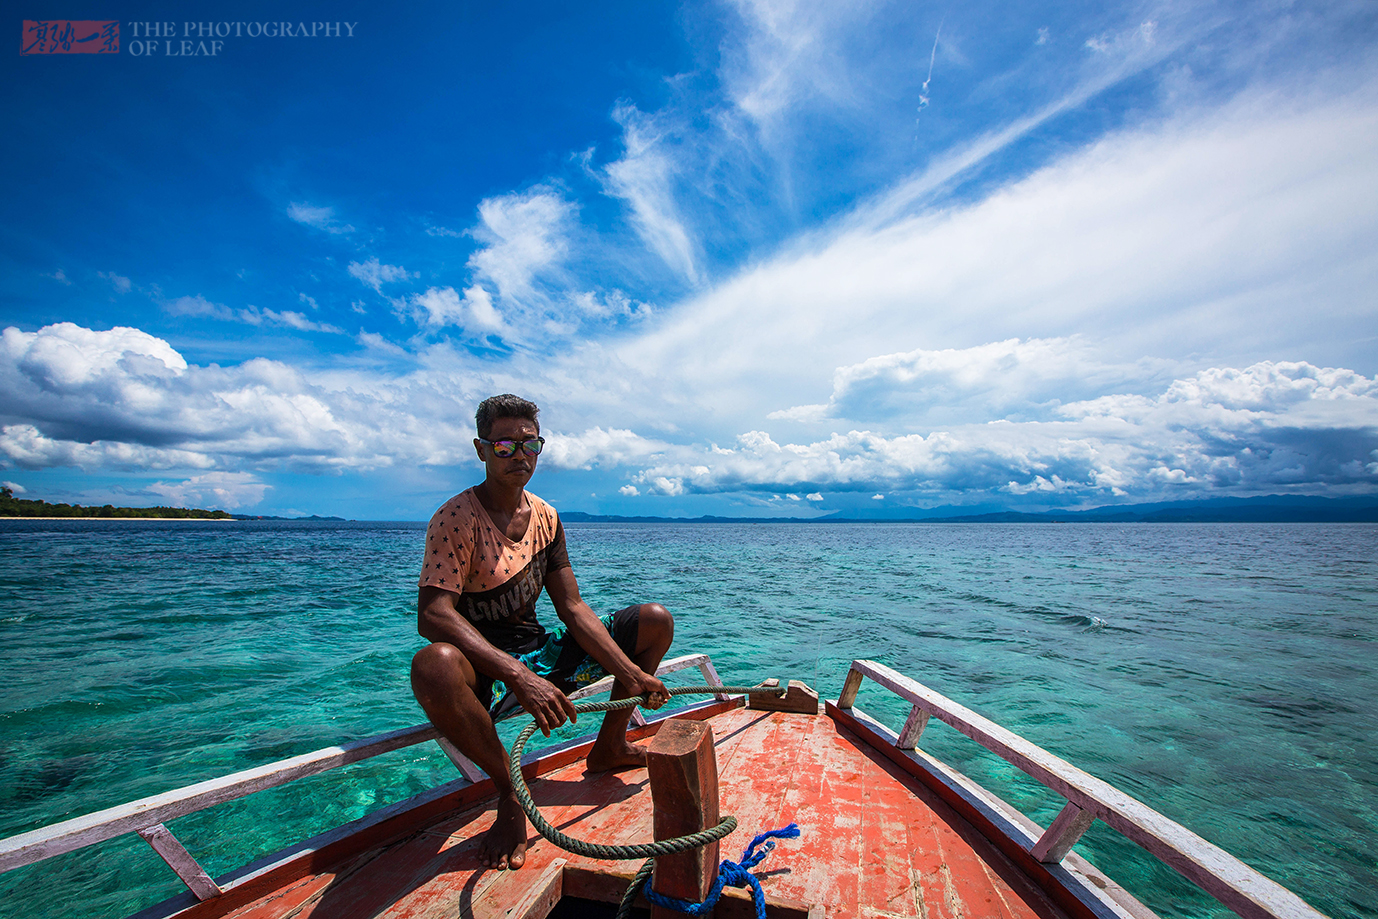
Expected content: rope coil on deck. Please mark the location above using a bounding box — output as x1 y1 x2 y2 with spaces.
506 685 791 917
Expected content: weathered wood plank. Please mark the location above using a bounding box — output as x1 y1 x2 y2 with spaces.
857 747 923 918
837 669 865 710
138 824 222 901
770 711 846 912
1032 802 1096 865
803 716 866 915
697 658 729 700
715 710 804 904
472 857 565 919
843 661 1330 919
434 736 485 782
895 705 928 751
218 872 339 919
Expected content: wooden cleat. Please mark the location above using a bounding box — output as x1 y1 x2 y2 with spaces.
747 679 820 715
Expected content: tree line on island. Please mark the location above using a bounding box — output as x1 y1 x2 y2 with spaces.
0 486 231 519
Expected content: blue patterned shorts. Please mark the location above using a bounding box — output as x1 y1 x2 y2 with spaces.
483 605 641 721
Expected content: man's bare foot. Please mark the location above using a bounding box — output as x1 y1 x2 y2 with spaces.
478 794 528 869
587 738 648 772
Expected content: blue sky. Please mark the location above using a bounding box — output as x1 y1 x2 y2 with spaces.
3 0 1377 519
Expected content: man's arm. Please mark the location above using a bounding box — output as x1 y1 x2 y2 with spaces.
543 567 669 707
418 586 577 735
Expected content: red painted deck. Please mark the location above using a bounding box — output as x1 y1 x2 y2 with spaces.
211 708 1072 919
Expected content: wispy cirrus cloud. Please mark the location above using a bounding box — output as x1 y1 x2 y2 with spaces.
720 0 878 137
98 271 132 294
165 294 344 334
286 202 354 234
616 81 1378 427
600 104 701 285
348 258 415 293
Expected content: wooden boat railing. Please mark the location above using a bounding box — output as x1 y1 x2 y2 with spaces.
835 658 1327 919
0 651 728 904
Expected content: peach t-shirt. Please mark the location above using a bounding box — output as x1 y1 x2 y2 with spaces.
418 488 571 651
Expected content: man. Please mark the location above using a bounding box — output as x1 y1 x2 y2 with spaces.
410 394 674 871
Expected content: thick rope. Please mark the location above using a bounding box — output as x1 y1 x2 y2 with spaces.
505 685 789 917
507 686 779 860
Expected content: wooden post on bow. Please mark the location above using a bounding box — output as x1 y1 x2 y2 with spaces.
646 718 720 918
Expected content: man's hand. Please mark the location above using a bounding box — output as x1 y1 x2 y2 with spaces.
626 670 670 710
511 671 578 737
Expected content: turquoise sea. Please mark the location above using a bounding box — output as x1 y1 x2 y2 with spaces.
0 519 1374 919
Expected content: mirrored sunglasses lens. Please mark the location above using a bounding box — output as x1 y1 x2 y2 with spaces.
491 441 518 457
521 439 544 456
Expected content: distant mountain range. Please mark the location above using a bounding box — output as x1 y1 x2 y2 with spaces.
561 494 1378 524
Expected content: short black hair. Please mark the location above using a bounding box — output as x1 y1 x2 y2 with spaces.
475 394 540 439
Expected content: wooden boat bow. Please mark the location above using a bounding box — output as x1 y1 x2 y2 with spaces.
0 654 1331 919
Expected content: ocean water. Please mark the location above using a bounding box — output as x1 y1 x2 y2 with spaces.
0 518 1374 919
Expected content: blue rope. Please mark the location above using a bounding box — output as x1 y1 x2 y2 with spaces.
642 824 800 919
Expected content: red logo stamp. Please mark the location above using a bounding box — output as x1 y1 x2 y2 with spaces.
21 20 119 54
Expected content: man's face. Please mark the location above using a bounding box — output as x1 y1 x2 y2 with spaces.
475 416 540 490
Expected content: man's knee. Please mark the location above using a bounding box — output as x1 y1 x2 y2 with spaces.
638 603 674 645
411 642 475 696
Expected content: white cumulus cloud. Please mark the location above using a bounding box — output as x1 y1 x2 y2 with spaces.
467 188 573 306
542 427 671 470
770 337 1162 426
408 286 504 332
0 323 480 474
146 472 269 510
617 360 1378 502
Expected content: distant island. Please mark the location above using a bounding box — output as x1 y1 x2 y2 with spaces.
228 514 346 521
0 486 231 519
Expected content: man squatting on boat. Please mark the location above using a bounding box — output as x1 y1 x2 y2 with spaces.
410 394 674 870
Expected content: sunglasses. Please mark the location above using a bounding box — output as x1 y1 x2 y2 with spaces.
479 436 546 458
